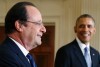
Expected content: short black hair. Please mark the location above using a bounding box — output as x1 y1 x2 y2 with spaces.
76 14 95 26
5 1 36 34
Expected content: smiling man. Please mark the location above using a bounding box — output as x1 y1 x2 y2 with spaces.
0 1 46 67
55 14 100 67
75 14 95 44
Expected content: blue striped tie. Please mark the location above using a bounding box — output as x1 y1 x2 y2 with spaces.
84 47 92 67
26 53 37 67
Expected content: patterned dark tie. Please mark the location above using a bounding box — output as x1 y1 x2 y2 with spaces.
26 53 37 67
84 47 92 67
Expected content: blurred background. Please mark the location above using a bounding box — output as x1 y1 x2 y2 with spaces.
0 0 100 67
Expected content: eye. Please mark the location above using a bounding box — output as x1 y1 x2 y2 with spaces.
79 25 85 28
88 25 93 28
33 22 43 26
26 21 43 26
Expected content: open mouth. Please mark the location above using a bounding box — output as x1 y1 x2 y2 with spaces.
37 34 42 38
82 33 89 37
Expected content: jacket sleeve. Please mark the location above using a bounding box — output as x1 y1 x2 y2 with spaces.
54 47 71 67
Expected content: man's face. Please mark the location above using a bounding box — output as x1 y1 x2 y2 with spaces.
74 17 96 44
21 6 46 50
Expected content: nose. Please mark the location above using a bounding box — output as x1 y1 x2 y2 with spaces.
83 26 89 32
41 25 46 33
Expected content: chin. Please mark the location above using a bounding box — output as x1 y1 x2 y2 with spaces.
38 43 42 45
39 41 42 45
82 41 89 44
37 42 42 46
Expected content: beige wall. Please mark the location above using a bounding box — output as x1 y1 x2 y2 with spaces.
0 0 100 57
64 0 100 53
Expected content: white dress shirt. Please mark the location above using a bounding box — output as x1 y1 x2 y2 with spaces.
9 37 29 57
76 37 91 55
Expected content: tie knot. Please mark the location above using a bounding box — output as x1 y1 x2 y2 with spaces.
26 53 33 60
84 47 89 56
84 47 88 53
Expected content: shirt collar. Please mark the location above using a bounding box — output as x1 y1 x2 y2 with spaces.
9 37 29 56
76 37 90 54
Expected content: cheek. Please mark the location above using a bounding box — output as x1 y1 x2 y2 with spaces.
90 28 96 34
25 31 36 43
24 28 36 39
24 26 39 39
30 28 39 39
31 31 37 38
75 29 81 34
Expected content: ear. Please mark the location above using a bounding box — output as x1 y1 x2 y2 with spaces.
15 20 23 32
93 28 96 34
74 26 77 33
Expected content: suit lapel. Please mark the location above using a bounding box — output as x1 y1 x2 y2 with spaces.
73 40 87 67
4 37 31 67
90 47 97 67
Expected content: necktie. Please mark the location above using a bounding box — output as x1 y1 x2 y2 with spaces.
84 47 92 67
26 53 37 67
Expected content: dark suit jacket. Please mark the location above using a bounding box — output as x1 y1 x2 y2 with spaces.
55 39 100 67
0 37 31 67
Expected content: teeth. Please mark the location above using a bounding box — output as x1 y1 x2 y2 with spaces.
83 33 88 36
38 35 42 37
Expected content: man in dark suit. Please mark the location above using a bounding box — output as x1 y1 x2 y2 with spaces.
55 14 100 67
0 1 46 67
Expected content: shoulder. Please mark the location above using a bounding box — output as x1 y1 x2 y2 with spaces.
0 42 22 66
59 39 77 50
90 46 100 55
90 46 100 63
0 37 20 62
57 39 78 54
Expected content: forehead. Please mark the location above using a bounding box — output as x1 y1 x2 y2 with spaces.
76 17 95 26
25 6 42 22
